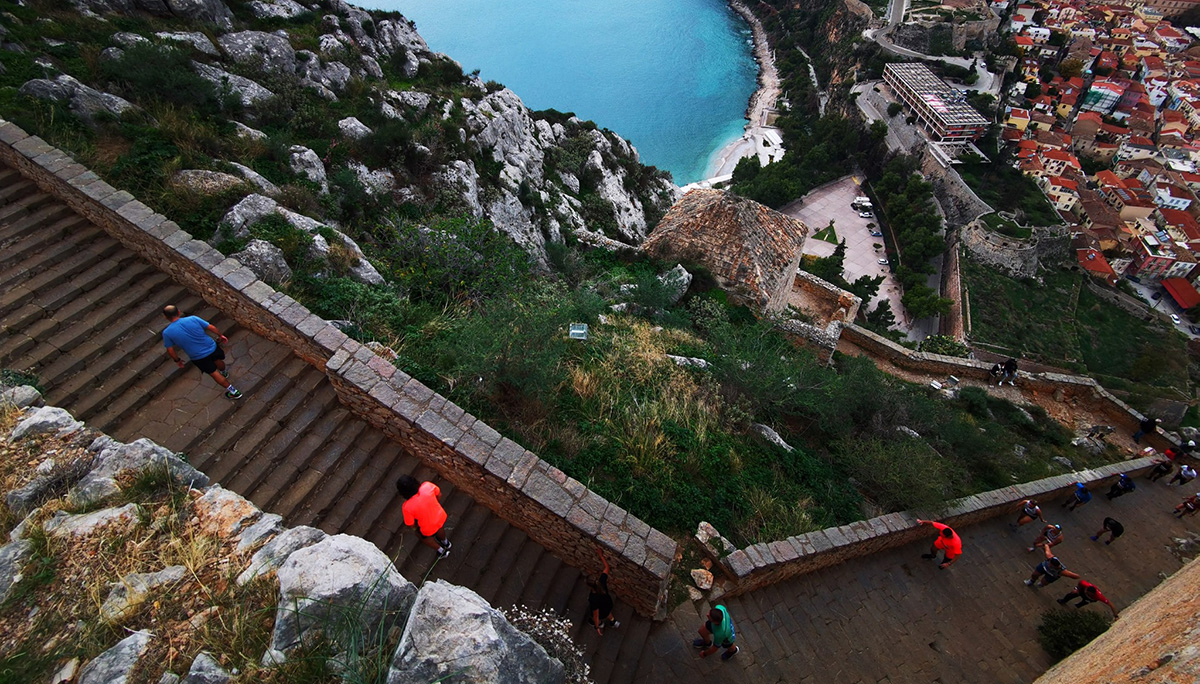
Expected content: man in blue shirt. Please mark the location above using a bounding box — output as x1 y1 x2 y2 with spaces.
162 305 242 399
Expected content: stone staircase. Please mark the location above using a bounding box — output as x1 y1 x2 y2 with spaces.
0 164 658 683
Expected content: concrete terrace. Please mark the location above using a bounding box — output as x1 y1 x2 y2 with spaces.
2 159 1198 683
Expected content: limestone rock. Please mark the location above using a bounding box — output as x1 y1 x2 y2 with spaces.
192 62 273 107
266 535 416 662
687 586 704 601
227 162 278 195
288 145 328 190
0 385 42 409
10 406 82 440
100 46 125 61
385 89 432 112
182 651 231 684
18 76 136 125
158 673 180 684
112 32 151 49
6 452 94 515
696 521 737 555
1052 456 1074 469
690 568 714 590
78 630 153 684
659 264 692 304
193 485 261 539
751 424 794 452
338 116 372 139
346 161 394 195
666 355 710 369
69 438 209 507
237 525 326 585
218 194 278 238
433 160 483 218
100 565 187 623
233 122 267 141
155 31 218 56
296 53 351 96
217 31 296 75
0 539 31 603
44 503 140 539
236 512 283 553
172 169 245 195
231 239 292 286
9 507 39 542
248 0 305 18
51 658 79 684
388 580 565 684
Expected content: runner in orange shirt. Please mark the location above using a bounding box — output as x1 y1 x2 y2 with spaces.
917 519 962 569
396 475 452 558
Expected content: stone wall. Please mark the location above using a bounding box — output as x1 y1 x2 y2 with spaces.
922 150 993 228
1034 556 1200 684
715 458 1157 598
0 121 677 618
777 271 863 364
892 15 1000 53
1083 280 1159 320
961 219 1041 278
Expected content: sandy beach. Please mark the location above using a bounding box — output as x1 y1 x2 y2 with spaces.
706 0 783 179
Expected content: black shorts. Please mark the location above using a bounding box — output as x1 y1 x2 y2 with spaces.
1103 518 1124 537
192 346 225 374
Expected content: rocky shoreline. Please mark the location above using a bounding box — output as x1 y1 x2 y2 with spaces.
703 0 784 181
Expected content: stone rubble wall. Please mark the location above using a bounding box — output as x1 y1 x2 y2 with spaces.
961 219 1041 278
921 150 993 229
0 121 676 618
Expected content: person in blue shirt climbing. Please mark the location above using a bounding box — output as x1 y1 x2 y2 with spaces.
161 305 242 400
1062 481 1092 511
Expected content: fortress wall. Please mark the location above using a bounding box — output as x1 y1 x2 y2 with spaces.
0 122 677 618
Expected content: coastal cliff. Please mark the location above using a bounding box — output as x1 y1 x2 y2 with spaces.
0 0 679 274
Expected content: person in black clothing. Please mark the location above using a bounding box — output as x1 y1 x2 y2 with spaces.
587 547 619 636
1106 474 1136 500
1181 440 1196 456
1148 450 1178 482
1000 358 1018 386
1133 417 1160 444
1090 517 1124 545
988 363 1003 385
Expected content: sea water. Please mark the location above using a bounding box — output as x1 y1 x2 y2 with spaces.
361 0 759 185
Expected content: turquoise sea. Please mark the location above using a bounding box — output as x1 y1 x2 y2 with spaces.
360 0 759 185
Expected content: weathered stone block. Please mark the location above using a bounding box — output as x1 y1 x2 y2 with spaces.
242 280 275 307
163 229 191 248
116 200 154 224
505 452 538 488
807 531 834 554
100 190 136 211
0 121 31 144
469 421 502 448
523 470 572 517
326 348 352 373
367 379 400 409
566 505 601 536
645 528 676 560
13 135 52 159
597 520 629 554
455 433 492 467
768 540 799 563
602 503 627 527
342 362 380 392
624 534 648 566
576 492 608 521
724 550 754 578
223 266 257 292
296 314 327 337
313 325 348 355
416 409 463 448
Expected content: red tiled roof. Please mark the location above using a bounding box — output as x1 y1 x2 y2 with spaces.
1077 248 1117 278
1163 277 1200 309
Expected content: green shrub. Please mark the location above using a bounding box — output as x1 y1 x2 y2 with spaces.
1 369 42 392
887 102 902 117
958 386 990 417
248 214 313 265
100 43 231 117
1037 609 1110 662
918 335 970 357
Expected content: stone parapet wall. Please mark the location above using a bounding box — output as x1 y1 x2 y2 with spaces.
842 323 1175 451
0 121 677 618
962 219 1041 278
717 458 1156 597
922 143 993 229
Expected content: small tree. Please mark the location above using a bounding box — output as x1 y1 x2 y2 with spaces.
887 102 903 117
1059 58 1084 79
1037 609 1111 662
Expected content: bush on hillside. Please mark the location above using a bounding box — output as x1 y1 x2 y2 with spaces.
1037 609 1111 662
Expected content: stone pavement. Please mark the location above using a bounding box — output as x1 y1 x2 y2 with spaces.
625 474 1196 683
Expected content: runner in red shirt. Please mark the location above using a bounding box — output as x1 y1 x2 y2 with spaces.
396 475 452 558
917 519 962 569
1057 580 1119 618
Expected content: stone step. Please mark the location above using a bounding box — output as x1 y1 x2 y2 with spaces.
0 187 53 223
0 233 123 320
337 450 424 540
0 177 39 206
0 206 83 263
185 355 311 470
290 429 388 528
223 383 340 497
43 289 202 411
366 462 448 557
266 418 369 519
469 525 531 606
0 248 138 333
312 439 408 532
0 220 102 287
244 404 350 512
492 539 550 612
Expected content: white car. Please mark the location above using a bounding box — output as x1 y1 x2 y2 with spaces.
878 258 889 265
1171 314 1182 325
859 211 873 218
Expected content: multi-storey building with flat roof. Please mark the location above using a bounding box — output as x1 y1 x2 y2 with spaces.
883 64 990 144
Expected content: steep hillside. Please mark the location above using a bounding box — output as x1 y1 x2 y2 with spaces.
0 0 678 279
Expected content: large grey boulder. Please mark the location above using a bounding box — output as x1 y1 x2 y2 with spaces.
5 451 95 515
155 31 218 55
659 264 692 305
265 535 416 662
0 385 42 409
237 524 326 585
296 53 352 97
231 239 292 285
218 31 296 74
10 406 82 440
338 116 372 139
235 512 283 553
248 0 306 18
227 162 278 195
387 580 565 684
182 652 231 684
0 539 32 603
69 438 208 507
112 32 151 48
192 62 274 107
44 503 141 539
288 145 328 192
78 630 153 684
193 485 262 539
346 161 395 196
100 565 187 623
172 170 245 195
233 122 267 141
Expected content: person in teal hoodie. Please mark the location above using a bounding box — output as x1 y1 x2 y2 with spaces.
693 605 739 660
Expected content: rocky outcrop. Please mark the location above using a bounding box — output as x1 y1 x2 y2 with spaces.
231 239 292 285
155 31 219 55
78 630 153 684
192 62 274 107
10 406 82 440
71 438 208 507
171 170 245 195
388 580 565 684
71 0 233 30
100 565 188 623
0 539 31 603
18 75 135 126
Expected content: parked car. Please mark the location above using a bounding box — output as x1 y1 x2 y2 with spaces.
1152 291 1162 300
1189 325 1200 335
1126 274 1141 283
859 211 873 218
1171 313 1182 325
878 258 889 265
870 231 883 237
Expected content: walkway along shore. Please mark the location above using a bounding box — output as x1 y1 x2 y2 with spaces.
704 0 785 180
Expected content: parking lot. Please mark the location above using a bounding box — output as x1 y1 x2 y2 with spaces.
1123 277 1197 336
781 175 934 341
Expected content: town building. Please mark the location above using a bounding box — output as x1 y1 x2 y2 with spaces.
882 64 990 146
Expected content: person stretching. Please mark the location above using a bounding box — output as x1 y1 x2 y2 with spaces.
1090 517 1124 545
1057 580 1119 618
1105 474 1136 500
1063 482 1092 511
1174 494 1199 519
1025 547 1080 588
917 519 962 569
1169 464 1197 487
1028 523 1063 553
587 547 620 636
1015 499 1046 527
161 305 241 399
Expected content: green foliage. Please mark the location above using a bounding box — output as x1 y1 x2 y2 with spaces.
865 299 897 332
958 386 990 417
872 156 945 271
1037 609 1110 662
887 102 902 117
959 160 1059 226
835 435 959 512
100 43 232 117
918 334 970 357
248 214 313 264
415 56 466 88
0 369 42 392
805 240 846 283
